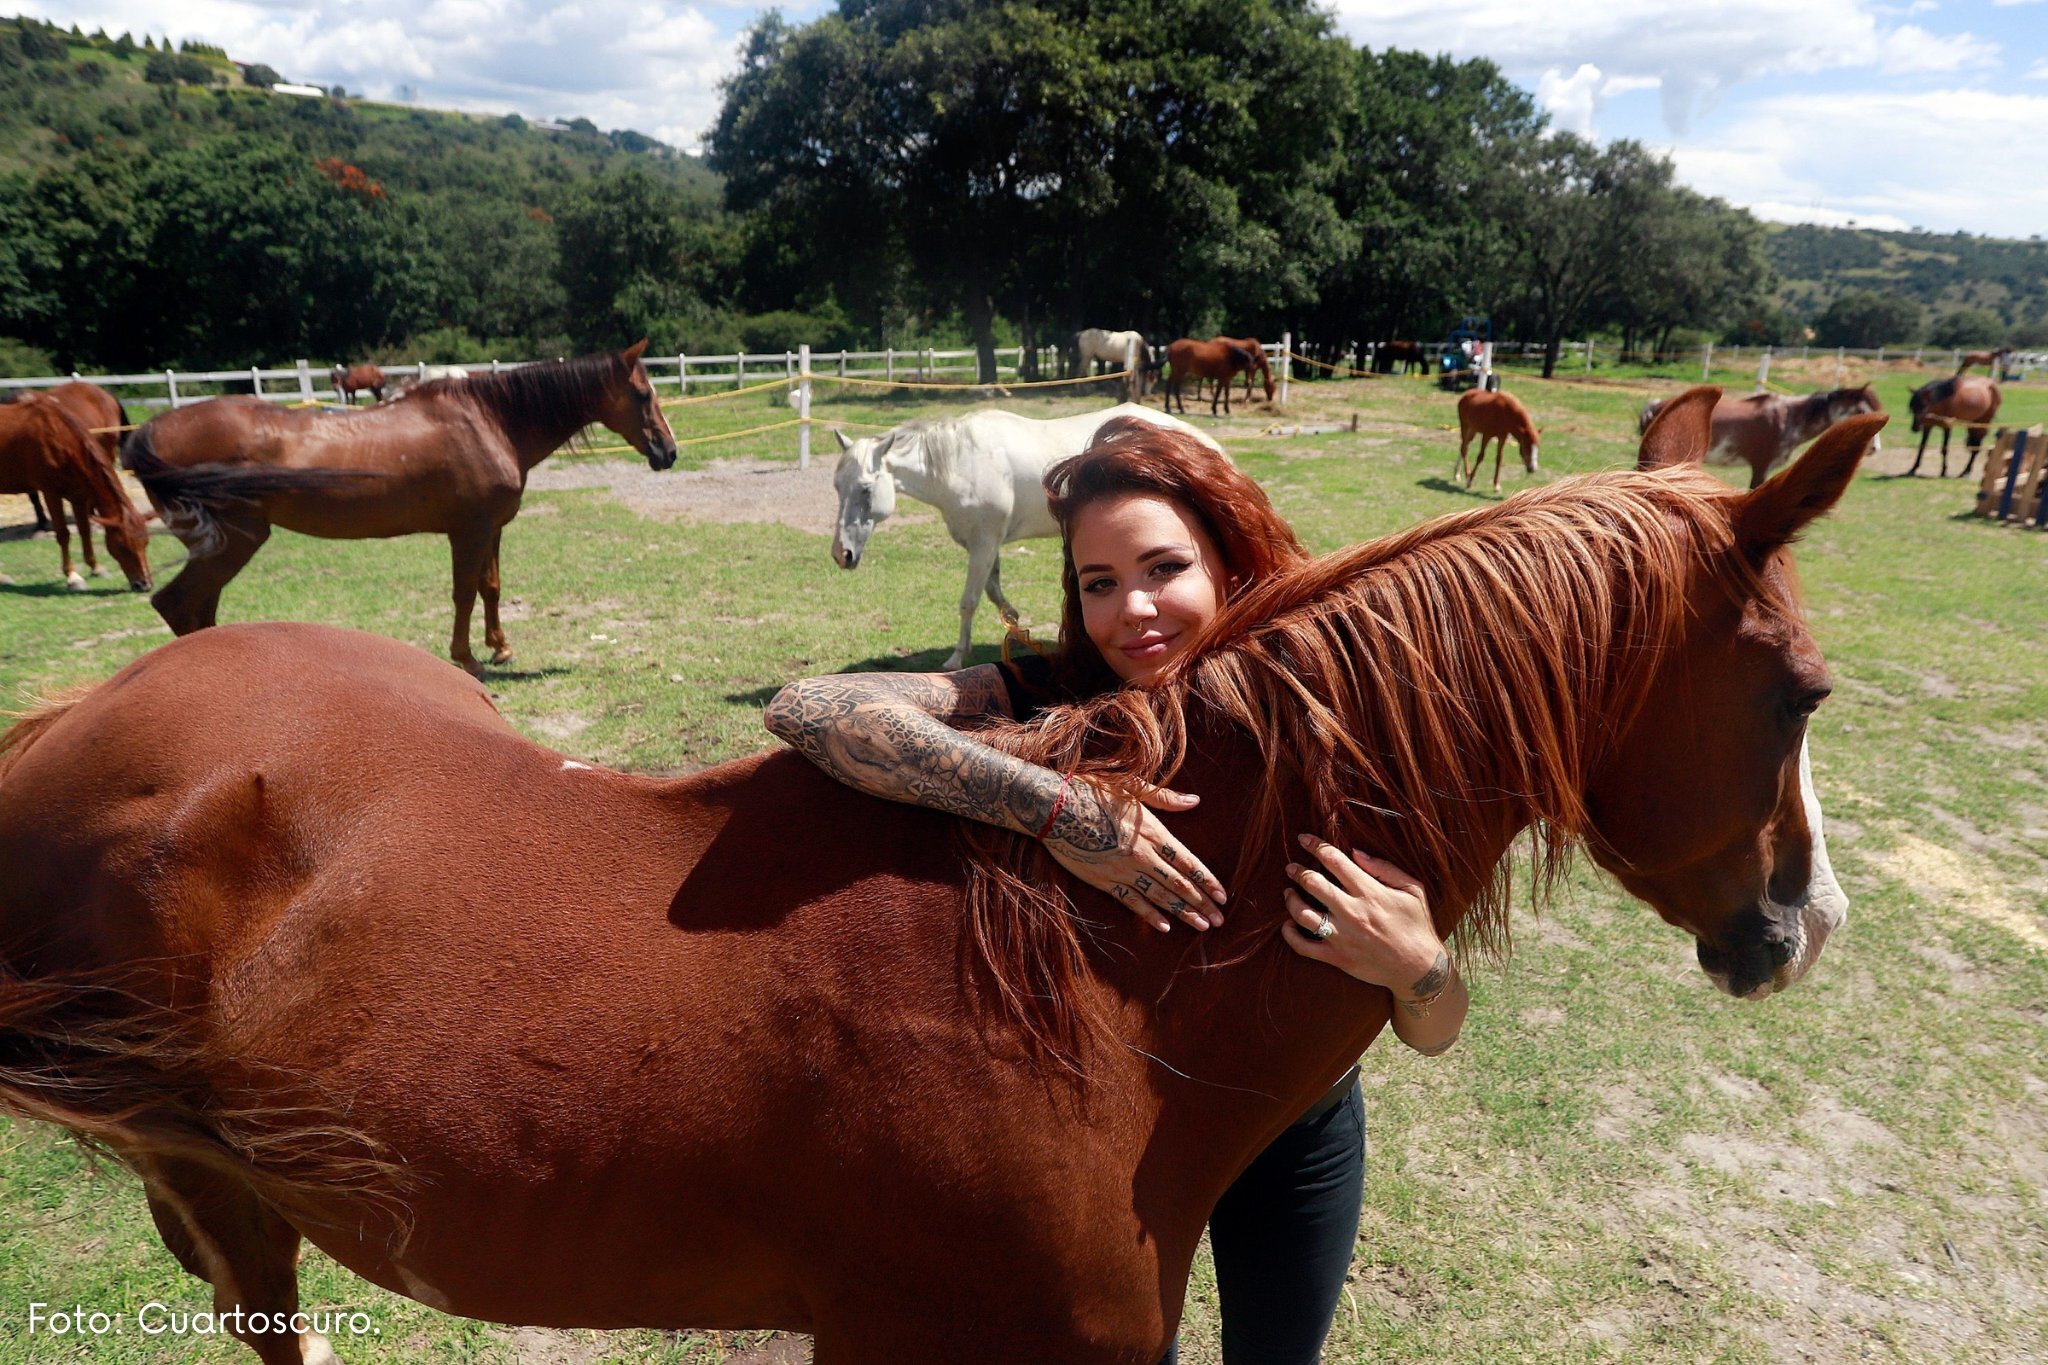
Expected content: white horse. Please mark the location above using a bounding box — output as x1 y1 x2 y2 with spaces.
831 403 1223 669
1072 328 1151 398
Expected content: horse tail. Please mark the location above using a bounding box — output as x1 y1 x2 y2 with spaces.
0 693 415 1240
123 427 381 554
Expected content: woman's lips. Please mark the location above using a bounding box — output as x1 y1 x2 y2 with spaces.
1120 633 1179 660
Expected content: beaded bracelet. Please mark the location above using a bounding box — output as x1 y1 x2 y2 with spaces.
1035 773 1073 841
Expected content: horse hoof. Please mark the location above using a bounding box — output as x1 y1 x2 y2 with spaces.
65 574 86 592
90 564 108 578
457 657 486 679
490 648 515 666
941 652 966 671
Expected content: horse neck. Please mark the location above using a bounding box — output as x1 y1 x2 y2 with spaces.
880 432 943 503
468 369 617 472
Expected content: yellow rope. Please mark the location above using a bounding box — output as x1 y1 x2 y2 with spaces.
816 368 1131 391
659 375 798 407
1283 350 1393 380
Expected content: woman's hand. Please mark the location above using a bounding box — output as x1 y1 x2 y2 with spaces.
1280 835 1448 1001
1041 778 1227 933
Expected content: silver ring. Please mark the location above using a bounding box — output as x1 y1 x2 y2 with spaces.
1309 913 1337 941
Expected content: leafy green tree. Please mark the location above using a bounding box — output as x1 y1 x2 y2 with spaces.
1814 290 1920 348
1598 186 1773 357
243 63 281 87
1926 307 2005 349
552 166 734 352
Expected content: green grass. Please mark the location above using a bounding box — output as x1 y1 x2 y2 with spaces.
3 368 2047 1362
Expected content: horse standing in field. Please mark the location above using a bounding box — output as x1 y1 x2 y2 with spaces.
831 403 1220 669
1906 374 2001 478
1071 329 1150 397
0 392 152 591
1956 347 2012 378
1454 388 1541 493
1378 339 1427 375
125 342 677 673
330 363 387 405
1637 386 1882 489
0 388 1874 1365
1197 336 1267 405
1163 338 1273 416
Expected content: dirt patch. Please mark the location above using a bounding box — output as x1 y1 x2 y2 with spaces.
525 456 930 537
1868 828 2048 954
496 1327 611 1364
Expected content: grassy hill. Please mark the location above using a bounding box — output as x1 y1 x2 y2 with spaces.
0 15 717 198
1766 223 2048 341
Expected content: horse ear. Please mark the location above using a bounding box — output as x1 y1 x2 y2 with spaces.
1736 412 1886 556
623 339 648 363
833 428 853 452
1638 386 1720 469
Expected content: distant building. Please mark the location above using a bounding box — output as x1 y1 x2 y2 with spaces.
272 83 327 98
530 119 572 133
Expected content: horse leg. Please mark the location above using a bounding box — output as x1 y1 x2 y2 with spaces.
152 512 271 633
72 496 105 578
447 527 493 676
28 490 50 532
944 536 1001 671
984 554 1023 629
140 1156 336 1365
1959 427 1988 480
480 526 513 666
1939 427 1954 479
1491 438 1506 494
1907 427 1929 477
50 503 84 590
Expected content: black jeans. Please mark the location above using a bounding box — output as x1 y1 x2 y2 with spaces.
1160 1079 1366 1365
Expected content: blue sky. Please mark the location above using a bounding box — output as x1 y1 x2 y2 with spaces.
38 0 2048 237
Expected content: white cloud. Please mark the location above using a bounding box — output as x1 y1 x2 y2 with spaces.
2031 59 2048 78
42 0 741 151
1536 63 1603 135
1668 88 2048 237
1326 0 1999 133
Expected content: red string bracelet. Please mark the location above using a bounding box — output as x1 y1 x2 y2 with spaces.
1035 773 1073 840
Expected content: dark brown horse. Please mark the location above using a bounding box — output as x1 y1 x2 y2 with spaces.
0 389 1873 1365
330 363 387 405
1163 337 1274 415
0 392 152 591
1378 339 1427 375
1198 336 1267 404
1907 374 2001 478
124 343 677 673
1638 385 1882 489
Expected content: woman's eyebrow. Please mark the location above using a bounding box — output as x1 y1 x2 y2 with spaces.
1077 543 1191 575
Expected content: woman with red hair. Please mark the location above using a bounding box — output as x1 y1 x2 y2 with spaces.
767 416 1466 1363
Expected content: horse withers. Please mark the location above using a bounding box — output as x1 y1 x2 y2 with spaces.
127 342 677 673
1163 337 1273 416
1454 389 1540 493
0 387 1873 1364
1637 386 1882 489
1907 375 2001 478
0 392 152 591
830 403 1222 669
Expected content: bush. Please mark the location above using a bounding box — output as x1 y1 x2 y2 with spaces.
15 24 69 62
144 51 215 86
1813 290 1921 349
0 338 57 378
1721 304 1807 348
1925 307 2006 350
242 63 281 88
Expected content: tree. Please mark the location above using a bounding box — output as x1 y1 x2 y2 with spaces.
1491 135 1647 376
1926 307 2005 349
1598 187 1773 357
551 166 733 352
1813 290 1920 348
242 63 281 87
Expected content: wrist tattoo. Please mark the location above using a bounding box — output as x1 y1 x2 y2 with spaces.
1397 950 1452 1013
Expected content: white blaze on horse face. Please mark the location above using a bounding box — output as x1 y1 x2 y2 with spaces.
831 443 888 569
1761 736 1849 997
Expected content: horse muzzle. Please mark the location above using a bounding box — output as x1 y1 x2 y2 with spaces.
832 537 861 571
646 441 678 472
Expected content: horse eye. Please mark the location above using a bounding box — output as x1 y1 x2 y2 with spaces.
1788 688 1830 719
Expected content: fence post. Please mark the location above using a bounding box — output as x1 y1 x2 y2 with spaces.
1802 344 1810 360
417 361 428 383
1914 347 1923 365
735 351 744 390
296 359 314 401
924 348 933 381
165 370 179 408
1584 340 1593 373
492 359 503 375
1836 347 1846 387
251 366 264 401
676 352 686 392
1279 332 1291 405
798 343 812 470
1756 347 1772 393
1701 342 1713 382
1877 346 1885 364
1952 348 1961 372
886 347 895 385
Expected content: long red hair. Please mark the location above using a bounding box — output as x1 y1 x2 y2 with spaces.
1042 416 1306 696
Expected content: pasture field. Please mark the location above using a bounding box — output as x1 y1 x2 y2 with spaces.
2 367 2046 1363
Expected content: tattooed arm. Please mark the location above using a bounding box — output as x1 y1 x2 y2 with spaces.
1281 836 1466 1055
764 669 1225 929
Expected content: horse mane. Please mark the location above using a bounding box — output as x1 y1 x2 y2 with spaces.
441 351 630 447
960 467 1771 1068
1911 377 1956 417
14 396 132 523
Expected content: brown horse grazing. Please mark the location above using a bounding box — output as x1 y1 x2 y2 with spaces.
0 393 152 591
1907 374 2002 478
1956 347 2012 377
1199 336 1266 404
330 363 387 405
1378 339 1427 375
124 343 677 673
1638 386 1882 489
7 381 129 538
1163 337 1274 416
1455 388 1541 492
0 389 1873 1365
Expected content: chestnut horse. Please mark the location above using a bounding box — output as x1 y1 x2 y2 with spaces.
330 363 387 405
1955 347 2011 378
1163 337 1273 416
1907 374 2001 478
6 381 129 540
1638 386 1882 489
124 343 677 673
1378 339 1427 375
1198 336 1267 404
1454 388 1541 493
0 391 1872 1365
0 392 152 591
